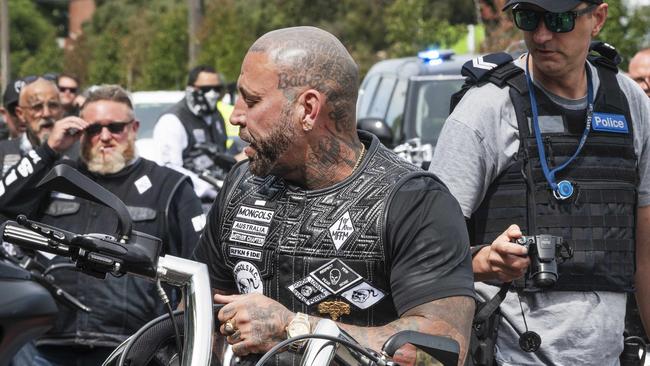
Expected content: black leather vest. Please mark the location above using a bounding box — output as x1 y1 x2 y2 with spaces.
38 158 190 346
168 98 227 164
469 64 637 292
0 138 22 176
215 134 421 330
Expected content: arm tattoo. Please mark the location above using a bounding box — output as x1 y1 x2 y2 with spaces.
312 296 475 366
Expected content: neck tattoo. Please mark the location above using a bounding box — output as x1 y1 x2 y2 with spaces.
351 144 366 173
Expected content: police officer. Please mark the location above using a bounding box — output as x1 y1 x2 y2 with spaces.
430 1 650 365
192 26 476 366
153 65 233 200
0 84 204 365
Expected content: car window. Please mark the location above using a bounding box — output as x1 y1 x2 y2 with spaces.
366 76 396 119
385 78 408 129
134 102 175 139
358 75 380 118
404 78 464 144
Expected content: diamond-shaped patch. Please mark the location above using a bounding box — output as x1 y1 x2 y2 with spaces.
288 277 331 306
329 211 355 250
341 281 386 309
310 259 362 294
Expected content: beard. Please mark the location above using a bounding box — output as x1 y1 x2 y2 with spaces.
81 134 136 174
26 117 55 146
247 105 296 177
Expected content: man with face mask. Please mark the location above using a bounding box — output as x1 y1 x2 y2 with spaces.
0 84 205 365
153 65 231 200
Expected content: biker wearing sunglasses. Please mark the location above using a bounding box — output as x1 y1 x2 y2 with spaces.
430 0 650 365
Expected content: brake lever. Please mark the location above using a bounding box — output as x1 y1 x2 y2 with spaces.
30 272 92 312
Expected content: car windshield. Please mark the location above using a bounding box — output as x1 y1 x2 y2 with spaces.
134 102 174 139
403 77 465 145
131 91 184 139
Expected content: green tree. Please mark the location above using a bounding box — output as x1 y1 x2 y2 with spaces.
597 2 650 69
8 0 63 78
384 0 474 57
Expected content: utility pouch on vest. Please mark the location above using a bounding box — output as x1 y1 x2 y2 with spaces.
467 283 510 366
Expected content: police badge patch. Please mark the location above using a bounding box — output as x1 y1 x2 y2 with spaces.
288 277 331 306
341 281 386 309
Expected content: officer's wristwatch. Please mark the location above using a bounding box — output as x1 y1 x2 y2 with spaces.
286 312 311 352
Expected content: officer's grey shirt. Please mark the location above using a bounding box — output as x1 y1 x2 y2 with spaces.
430 56 650 365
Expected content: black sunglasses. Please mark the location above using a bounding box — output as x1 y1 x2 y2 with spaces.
512 4 597 33
85 120 134 137
59 86 78 94
196 85 224 94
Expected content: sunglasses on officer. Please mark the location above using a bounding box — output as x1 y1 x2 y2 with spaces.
84 120 134 137
512 4 597 33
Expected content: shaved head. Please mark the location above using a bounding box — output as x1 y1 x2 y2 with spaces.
249 26 359 131
629 48 650 98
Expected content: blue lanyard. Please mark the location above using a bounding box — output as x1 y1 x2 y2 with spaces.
524 54 594 200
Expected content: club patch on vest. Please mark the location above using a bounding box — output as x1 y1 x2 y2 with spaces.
229 246 262 261
341 281 386 310
233 261 263 294
288 277 332 306
229 205 274 247
328 211 355 250
235 205 274 223
310 259 362 294
592 113 629 134
193 129 206 143
134 175 152 194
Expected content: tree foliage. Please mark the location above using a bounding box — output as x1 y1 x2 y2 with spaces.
7 0 63 78
8 0 650 90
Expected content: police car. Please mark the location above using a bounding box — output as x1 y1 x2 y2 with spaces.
356 50 475 168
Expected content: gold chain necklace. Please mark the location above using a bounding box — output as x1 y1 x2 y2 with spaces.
351 144 366 173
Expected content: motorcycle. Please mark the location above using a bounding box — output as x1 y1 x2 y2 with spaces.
0 164 461 366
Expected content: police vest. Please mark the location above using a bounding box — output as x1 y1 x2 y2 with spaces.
168 99 228 162
215 134 424 327
465 56 637 292
38 158 191 346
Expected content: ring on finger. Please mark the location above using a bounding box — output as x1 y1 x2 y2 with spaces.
228 329 242 343
224 320 237 335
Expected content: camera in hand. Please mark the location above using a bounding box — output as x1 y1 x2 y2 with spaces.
516 235 568 289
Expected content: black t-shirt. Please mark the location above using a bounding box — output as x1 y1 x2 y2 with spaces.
193 169 474 316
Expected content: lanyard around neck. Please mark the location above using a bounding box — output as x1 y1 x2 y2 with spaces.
524 53 594 200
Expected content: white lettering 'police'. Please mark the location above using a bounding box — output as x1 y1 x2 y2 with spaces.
233 261 263 294
592 113 629 133
235 205 274 223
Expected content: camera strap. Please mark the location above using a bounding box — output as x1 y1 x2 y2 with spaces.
475 283 511 323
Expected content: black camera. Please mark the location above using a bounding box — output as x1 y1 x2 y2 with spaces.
516 235 567 289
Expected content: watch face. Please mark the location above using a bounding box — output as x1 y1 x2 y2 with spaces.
288 322 310 337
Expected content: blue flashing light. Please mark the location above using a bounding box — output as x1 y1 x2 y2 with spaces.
417 49 454 65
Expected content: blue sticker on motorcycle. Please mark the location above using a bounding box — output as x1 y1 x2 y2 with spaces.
592 113 629 134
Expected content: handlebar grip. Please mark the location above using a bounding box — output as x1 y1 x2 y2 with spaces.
2 221 71 257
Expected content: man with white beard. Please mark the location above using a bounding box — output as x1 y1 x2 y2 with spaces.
0 84 204 365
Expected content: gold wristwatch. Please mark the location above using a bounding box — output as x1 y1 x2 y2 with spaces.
286 312 311 352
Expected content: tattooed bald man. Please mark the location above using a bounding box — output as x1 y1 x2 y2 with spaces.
192 26 476 366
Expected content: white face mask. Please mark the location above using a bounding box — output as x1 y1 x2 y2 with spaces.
186 87 220 116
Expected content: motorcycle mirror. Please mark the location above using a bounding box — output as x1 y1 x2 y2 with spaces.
37 164 133 239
